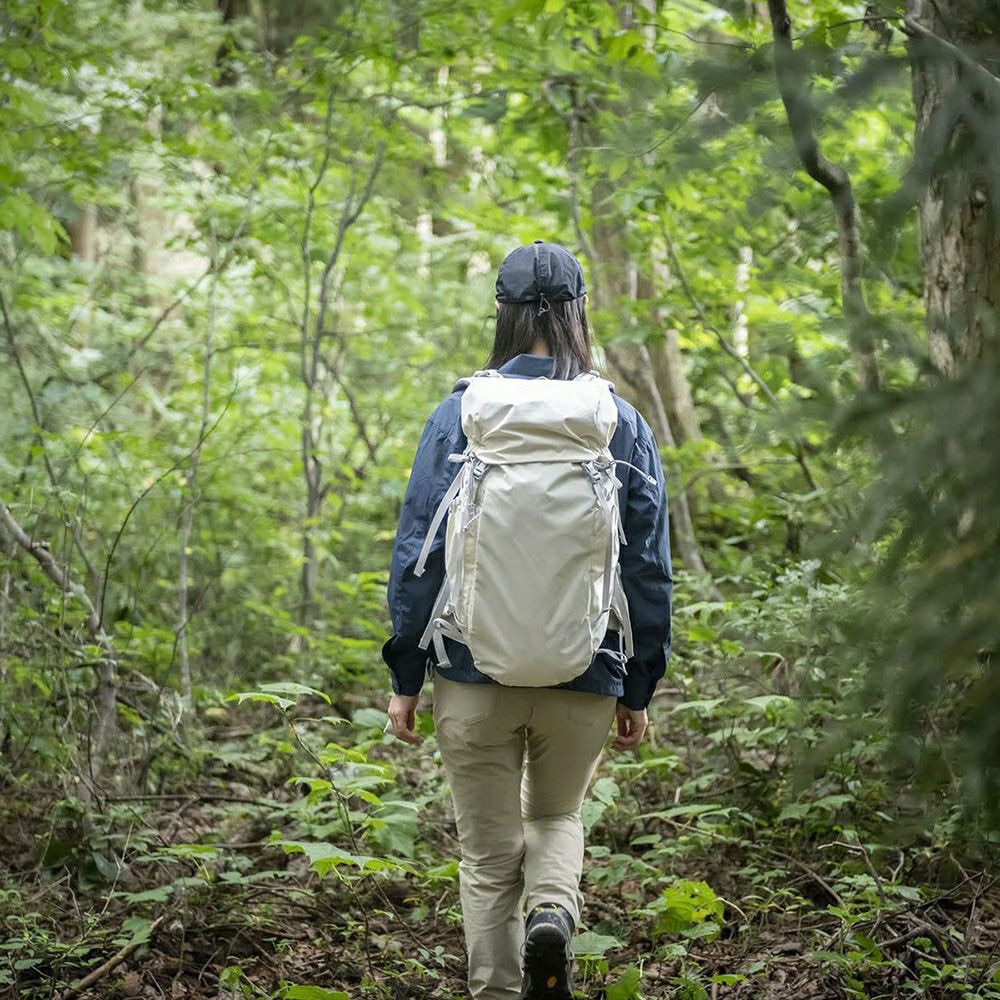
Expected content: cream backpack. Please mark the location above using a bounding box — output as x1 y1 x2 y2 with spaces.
414 369 653 687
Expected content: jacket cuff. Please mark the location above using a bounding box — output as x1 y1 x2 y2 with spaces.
382 635 428 697
619 641 669 710
618 686 654 711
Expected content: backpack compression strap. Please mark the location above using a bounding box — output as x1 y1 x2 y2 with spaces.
413 464 465 579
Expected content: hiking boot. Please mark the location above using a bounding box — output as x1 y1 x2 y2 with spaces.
520 902 574 999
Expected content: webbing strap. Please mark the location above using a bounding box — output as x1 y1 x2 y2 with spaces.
418 578 450 650
429 617 466 669
612 573 635 659
414 469 465 578
583 460 635 662
603 646 628 672
432 629 452 669
599 501 616 616
586 464 619 618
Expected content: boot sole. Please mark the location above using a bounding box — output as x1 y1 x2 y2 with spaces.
522 925 573 1000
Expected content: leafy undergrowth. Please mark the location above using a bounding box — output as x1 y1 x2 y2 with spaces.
3 572 999 999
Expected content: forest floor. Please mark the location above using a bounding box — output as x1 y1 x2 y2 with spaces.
2 685 999 1000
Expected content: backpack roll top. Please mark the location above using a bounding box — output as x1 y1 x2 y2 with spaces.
416 370 636 688
461 372 618 465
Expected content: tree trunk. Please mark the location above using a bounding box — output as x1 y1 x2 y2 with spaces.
585 200 710 577
649 247 703 446
296 110 385 630
906 0 1000 373
176 241 218 710
67 204 97 263
577 1 712 580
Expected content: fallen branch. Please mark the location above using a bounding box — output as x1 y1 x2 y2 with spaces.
765 847 846 909
105 792 282 808
877 916 955 964
58 914 166 1000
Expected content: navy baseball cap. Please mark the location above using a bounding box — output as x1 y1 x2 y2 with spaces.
495 240 587 314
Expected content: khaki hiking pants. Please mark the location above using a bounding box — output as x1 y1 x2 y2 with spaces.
432 674 617 1000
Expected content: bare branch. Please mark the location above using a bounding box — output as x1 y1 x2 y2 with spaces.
903 9 1000 102
313 141 387 373
0 499 118 783
1 288 103 594
90 184 256 383
659 221 824 498
96 378 238 627
322 355 381 467
767 0 882 393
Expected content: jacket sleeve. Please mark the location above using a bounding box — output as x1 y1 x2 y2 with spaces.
619 415 673 710
382 407 464 696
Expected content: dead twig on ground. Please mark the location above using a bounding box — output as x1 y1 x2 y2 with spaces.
58 914 166 1000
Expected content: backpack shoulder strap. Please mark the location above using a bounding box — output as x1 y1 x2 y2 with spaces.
452 368 503 392
574 369 616 393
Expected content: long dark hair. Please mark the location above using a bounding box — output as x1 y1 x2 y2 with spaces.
486 297 594 380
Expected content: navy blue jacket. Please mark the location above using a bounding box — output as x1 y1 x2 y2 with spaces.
382 353 673 710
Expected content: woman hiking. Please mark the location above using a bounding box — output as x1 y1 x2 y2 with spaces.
382 241 673 1000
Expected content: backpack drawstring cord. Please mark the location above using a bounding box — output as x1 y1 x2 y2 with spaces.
598 458 657 487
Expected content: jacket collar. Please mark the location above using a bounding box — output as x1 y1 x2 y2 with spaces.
497 354 557 378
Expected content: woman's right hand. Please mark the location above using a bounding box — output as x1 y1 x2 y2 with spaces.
387 693 423 745
612 703 647 751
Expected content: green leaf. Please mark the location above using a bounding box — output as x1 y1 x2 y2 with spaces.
352 707 388 730
606 29 646 62
608 157 629 182
685 624 718 642
590 776 619 807
571 931 623 958
581 798 607 834
284 987 350 1000
117 885 174 904
828 18 851 46
227 682 329 710
228 691 295 710
742 694 792 714
492 0 546 27
121 916 155 947
671 698 724 715
423 859 460 882
649 880 724 939
777 802 812 822
280 841 408 877
606 965 642 1000
219 966 244 988
258 682 331 704
628 50 659 78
